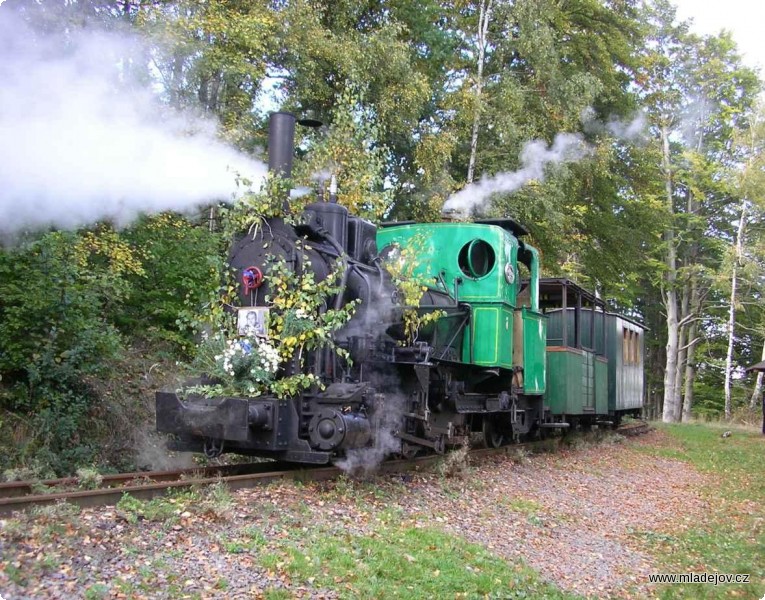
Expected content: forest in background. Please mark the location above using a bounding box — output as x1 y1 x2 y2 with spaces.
0 0 764 476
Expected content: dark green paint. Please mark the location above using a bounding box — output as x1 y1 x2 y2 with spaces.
544 350 607 415
378 222 546 388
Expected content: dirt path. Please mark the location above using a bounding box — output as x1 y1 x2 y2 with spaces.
395 431 711 597
0 430 711 599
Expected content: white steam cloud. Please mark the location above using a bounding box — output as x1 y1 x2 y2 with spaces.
442 110 648 217
0 14 267 236
134 430 195 472
581 107 648 142
442 133 589 217
606 112 647 140
335 392 406 475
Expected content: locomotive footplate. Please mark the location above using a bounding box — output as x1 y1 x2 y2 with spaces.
156 391 274 443
453 390 512 413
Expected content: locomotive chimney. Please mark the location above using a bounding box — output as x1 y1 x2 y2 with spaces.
268 112 296 178
267 111 323 179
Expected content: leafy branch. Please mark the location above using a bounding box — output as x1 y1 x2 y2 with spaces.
382 240 445 344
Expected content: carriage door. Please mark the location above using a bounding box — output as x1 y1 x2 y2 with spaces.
582 351 595 411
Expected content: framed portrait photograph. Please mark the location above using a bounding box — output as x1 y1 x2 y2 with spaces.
237 307 269 337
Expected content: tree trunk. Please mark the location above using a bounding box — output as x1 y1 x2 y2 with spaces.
750 340 765 408
676 179 700 421
724 199 748 419
673 282 689 420
663 294 679 423
682 278 700 421
661 124 680 423
170 52 185 108
466 0 493 185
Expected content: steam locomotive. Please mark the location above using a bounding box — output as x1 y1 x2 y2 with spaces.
156 112 644 465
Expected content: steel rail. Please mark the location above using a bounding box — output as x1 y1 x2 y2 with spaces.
0 421 650 516
0 461 293 500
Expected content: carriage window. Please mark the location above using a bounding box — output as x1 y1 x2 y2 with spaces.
632 331 639 364
623 330 629 363
623 329 639 365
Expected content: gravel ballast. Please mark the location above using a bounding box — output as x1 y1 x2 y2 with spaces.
0 430 712 599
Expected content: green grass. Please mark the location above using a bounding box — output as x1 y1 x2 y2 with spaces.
115 492 181 523
243 525 268 549
272 525 575 599
84 583 110 599
502 497 544 516
114 482 234 524
222 538 247 554
639 423 765 599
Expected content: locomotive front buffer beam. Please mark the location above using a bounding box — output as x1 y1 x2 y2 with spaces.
156 392 274 443
156 388 376 464
156 392 331 463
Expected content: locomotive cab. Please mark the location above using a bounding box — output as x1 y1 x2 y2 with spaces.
377 220 547 394
376 220 549 444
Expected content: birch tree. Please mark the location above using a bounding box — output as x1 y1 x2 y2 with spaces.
633 1 687 422
724 200 748 418
729 105 765 411
636 1 759 421
466 0 493 184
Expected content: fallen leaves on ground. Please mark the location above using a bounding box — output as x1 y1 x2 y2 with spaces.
0 430 714 599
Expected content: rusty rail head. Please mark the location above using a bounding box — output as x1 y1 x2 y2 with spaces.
0 422 649 516
0 461 290 500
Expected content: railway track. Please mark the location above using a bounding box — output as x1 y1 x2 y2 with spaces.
0 421 650 516
613 420 651 437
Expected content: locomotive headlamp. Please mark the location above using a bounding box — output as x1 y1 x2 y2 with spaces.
242 266 264 293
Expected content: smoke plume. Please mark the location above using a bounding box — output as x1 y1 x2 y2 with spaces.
134 430 196 472
335 393 407 476
442 109 649 218
606 112 648 141
580 107 648 142
442 133 589 217
0 14 266 237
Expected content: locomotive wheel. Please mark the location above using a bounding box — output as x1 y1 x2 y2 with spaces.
482 417 505 448
401 442 420 459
